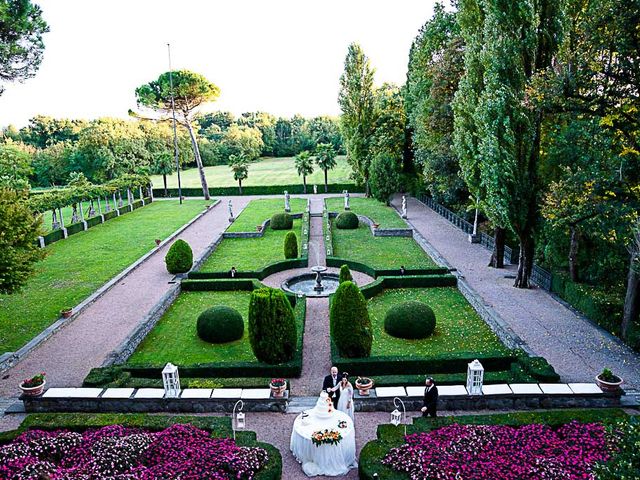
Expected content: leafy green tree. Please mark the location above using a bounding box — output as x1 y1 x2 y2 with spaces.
306 116 343 152
406 4 467 209
198 111 235 132
238 112 277 156
371 83 405 163
19 115 86 148
294 150 314 194
31 141 73 187
0 142 32 190
229 154 249 194
314 143 337 192
370 154 401 205
135 70 221 200
219 124 264 161
151 152 174 196
339 264 353 284
0 187 44 293
0 0 48 95
338 43 377 195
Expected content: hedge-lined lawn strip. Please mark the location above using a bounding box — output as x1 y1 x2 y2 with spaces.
127 291 304 366
227 198 307 232
202 219 303 272
325 197 408 228
151 155 352 188
331 223 436 269
368 288 510 358
0 200 210 353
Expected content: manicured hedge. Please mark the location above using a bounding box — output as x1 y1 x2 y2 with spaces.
165 239 193 274
248 287 297 363
66 221 85 236
197 306 244 343
384 301 436 339
359 275 457 299
270 212 293 230
154 183 363 197
284 231 298 259
330 281 373 358
325 257 449 279
102 210 119 221
186 258 308 282
335 211 359 229
86 216 102 228
42 228 65 245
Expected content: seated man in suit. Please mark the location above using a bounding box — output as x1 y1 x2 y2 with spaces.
322 366 343 406
421 377 439 418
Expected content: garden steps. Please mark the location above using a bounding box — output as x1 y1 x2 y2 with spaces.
285 396 318 413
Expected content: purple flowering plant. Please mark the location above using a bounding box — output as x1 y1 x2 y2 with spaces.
382 421 611 480
0 423 268 479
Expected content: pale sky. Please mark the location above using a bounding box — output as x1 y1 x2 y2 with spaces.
0 0 438 128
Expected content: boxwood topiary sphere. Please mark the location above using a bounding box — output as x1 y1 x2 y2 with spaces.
384 301 436 339
271 212 293 230
165 239 193 274
197 306 244 344
335 211 359 229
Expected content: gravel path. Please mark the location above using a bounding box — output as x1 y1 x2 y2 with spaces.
394 194 640 391
0 198 251 398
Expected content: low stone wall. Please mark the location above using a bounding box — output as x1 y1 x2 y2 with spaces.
223 210 307 239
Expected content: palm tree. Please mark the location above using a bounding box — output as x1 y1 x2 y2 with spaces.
294 151 314 194
229 154 249 194
314 143 337 192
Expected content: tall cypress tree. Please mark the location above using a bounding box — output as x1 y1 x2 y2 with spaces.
338 43 377 196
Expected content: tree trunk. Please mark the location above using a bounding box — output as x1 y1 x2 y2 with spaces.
488 227 505 268
184 119 210 200
568 225 580 282
365 178 370 197
621 251 640 341
324 168 328 193
514 234 535 288
163 174 168 197
238 178 243 195
303 175 307 194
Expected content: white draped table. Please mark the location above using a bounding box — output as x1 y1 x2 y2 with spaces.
290 409 357 476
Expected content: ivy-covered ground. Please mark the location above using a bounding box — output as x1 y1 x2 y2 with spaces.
0 200 211 354
367 287 510 358
127 290 305 367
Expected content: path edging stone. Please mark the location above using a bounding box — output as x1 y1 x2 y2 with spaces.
0 200 220 373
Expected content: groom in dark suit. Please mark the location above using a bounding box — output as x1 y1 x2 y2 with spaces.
322 366 342 406
421 377 439 418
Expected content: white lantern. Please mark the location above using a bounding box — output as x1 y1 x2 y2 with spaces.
236 411 245 429
466 359 484 395
233 400 245 440
390 408 401 426
162 362 180 398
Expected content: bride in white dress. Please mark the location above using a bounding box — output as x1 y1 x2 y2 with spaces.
336 373 354 421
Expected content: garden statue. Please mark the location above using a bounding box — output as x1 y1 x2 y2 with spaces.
401 196 407 219
344 190 350 210
313 184 317 194
228 200 234 222
284 191 291 212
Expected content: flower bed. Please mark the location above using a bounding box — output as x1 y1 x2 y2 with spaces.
382 422 609 480
0 424 269 479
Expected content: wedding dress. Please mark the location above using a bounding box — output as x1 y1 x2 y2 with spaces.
336 383 354 421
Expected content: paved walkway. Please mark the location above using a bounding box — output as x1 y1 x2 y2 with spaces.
0 197 251 398
393 194 640 391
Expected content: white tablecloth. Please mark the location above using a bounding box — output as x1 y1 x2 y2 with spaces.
290 409 357 476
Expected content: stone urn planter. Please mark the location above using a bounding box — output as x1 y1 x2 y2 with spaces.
269 378 287 398
355 377 374 396
19 373 46 397
595 369 623 392
61 308 73 319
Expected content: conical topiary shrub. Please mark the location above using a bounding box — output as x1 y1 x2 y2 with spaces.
284 231 298 259
330 281 372 357
164 239 193 274
249 287 297 363
339 264 353 284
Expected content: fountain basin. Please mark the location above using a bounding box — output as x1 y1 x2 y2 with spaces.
281 273 340 298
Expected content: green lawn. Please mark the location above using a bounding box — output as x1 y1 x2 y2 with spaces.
325 197 408 228
367 288 510 358
330 222 436 269
202 219 303 272
128 290 304 366
0 200 211 353
150 155 353 189
227 198 307 232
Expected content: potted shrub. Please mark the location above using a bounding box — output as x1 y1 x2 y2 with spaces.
60 307 73 319
269 378 287 398
595 368 623 392
355 376 374 396
19 372 46 396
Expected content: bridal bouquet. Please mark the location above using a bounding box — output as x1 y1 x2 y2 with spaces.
311 429 343 447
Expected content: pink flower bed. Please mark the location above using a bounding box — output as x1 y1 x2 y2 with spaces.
383 421 609 479
0 424 268 479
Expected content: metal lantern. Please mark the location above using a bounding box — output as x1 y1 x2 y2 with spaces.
162 362 180 398
233 400 245 440
466 359 484 395
390 409 401 426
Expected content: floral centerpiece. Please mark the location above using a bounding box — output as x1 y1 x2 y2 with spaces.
269 378 287 397
311 429 343 447
19 372 46 396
